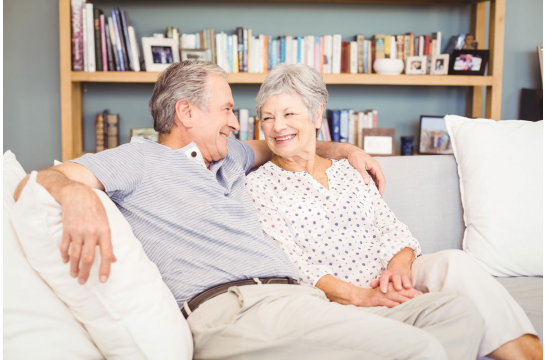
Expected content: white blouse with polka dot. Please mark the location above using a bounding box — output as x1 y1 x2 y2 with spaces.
245 159 422 288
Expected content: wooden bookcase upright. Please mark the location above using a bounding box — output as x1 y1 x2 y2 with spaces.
59 0 505 162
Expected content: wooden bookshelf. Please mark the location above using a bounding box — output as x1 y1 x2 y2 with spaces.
59 0 505 162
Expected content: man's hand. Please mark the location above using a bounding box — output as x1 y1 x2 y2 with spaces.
356 283 422 308
60 183 116 285
345 146 386 197
370 268 413 294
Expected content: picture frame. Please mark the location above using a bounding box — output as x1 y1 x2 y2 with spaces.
448 49 489 76
538 46 543 82
130 128 159 142
141 37 180 72
430 54 450 75
181 48 211 62
405 56 428 75
418 115 453 155
361 128 395 156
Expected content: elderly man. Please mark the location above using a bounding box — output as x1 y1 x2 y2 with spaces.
14 61 483 360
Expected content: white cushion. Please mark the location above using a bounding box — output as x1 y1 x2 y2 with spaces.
445 116 543 276
11 170 193 360
3 151 104 359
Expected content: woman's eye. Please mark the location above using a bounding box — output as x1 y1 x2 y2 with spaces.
286 113 294 116
263 118 272 122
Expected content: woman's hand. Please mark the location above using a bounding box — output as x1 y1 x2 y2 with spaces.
370 268 414 294
355 283 423 308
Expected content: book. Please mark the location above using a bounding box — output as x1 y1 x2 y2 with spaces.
95 113 105 152
348 109 355 144
340 110 349 143
353 112 359 147
107 17 120 71
286 35 292 65
107 114 119 149
85 3 96 72
332 35 342 74
357 111 365 148
390 35 397 59
104 17 115 71
407 32 415 57
233 34 239 73
314 36 321 71
372 110 378 128
239 109 249 140
209 28 216 65
112 9 128 71
71 0 85 71
350 41 358 74
128 26 140 72
248 116 255 140
432 32 442 55
93 8 103 71
243 28 248 72
403 35 410 62
384 35 390 59
247 29 252 72
99 14 108 72
424 35 431 55
291 37 297 65
374 34 385 60
329 110 341 142
324 35 332 74
356 34 364 73
83 6 88 71
110 10 125 71
419 35 424 56
120 10 134 71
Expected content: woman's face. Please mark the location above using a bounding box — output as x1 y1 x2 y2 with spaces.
260 92 322 159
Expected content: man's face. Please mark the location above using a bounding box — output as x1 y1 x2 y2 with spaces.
190 75 240 164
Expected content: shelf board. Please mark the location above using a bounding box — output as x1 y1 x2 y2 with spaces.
71 72 494 86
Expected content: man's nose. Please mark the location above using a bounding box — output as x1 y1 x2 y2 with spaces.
229 111 240 131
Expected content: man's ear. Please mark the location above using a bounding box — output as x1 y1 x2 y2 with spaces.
175 99 193 128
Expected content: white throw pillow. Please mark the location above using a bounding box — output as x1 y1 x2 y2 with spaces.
11 171 193 360
3 151 104 359
445 115 543 276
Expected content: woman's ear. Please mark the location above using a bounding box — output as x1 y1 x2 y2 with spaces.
314 103 325 129
175 99 193 128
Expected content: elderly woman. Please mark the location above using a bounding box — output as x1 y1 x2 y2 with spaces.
245 63 541 360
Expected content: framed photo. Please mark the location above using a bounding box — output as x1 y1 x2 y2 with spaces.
405 56 428 75
430 54 450 75
141 37 180 72
448 49 489 76
361 128 395 156
130 128 159 142
418 116 453 155
538 46 543 82
181 48 211 62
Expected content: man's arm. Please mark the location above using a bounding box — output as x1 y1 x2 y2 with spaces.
14 163 116 285
243 140 386 197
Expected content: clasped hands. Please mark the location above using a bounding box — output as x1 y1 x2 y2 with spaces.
357 267 422 308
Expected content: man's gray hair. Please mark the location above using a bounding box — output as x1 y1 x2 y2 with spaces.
149 60 228 134
255 63 329 121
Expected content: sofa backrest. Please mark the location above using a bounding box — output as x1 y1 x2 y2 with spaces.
375 155 465 254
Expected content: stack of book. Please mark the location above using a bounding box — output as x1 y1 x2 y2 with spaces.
95 110 119 152
230 108 378 149
71 2 142 72
180 28 446 74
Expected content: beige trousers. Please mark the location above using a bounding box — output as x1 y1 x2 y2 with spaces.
187 282 483 359
411 250 538 358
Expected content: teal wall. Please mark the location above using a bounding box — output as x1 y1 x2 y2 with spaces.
4 0 543 171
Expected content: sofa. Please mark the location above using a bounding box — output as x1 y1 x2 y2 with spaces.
4 151 542 359
376 154 543 350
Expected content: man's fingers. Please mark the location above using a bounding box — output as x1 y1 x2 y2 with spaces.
402 275 412 289
98 231 114 283
392 274 403 291
69 239 83 278
380 298 401 308
387 291 411 304
60 231 71 264
369 279 379 288
77 238 97 285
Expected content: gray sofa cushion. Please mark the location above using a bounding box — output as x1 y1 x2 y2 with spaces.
375 155 465 254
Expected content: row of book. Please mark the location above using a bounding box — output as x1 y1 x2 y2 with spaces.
178 29 446 74
71 2 142 72
95 110 120 151
231 109 378 148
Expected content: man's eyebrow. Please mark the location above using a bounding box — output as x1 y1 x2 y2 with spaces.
220 102 234 109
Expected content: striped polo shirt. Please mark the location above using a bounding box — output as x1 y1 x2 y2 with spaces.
72 137 298 306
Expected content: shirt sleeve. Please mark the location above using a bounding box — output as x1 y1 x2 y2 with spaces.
368 179 422 268
245 172 332 286
227 138 255 174
69 143 145 204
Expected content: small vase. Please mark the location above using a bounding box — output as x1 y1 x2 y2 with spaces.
373 58 404 75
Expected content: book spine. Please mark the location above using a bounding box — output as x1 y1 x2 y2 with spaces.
243 29 248 72
93 8 103 71
239 109 249 140
363 40 368 74
374 34 385 60
419 35 424 56
95 114 104 152
128 26 140 72
71 0 84 71
82 7 88 71
272 39 278 68
200 32 205 49
100 14 108 72
280 36 286 64
248 116 255 140
350 41 358 74
232 34 239 73
113 9 128 71
247 29 252 73
259 35 264 73
332 35 341 74
268 36 273 71
356 34 364 73
107 114 119 149
424 35 431 55
358 111 365 148
322 118 331 142
104 18 115 71
263 35 268 72
209 29 216 64
390 35 397 59
348 110 355 145
340 110 348 143
85 4 96 72
120 10 134 71
297 36 302 64
107 18 120 71
236 27 243 72
372 110 378 128
215 33 222 70
396 35 404 60
285 35 292 65
110 10 125 71
324 35 332 74
332 110 341 142
314 36 320 71
320 36 324 73
436 31 441 54
371 40 376 73
384 35 390 59
277 37 281 66
404 35 410 62
409 32 415 57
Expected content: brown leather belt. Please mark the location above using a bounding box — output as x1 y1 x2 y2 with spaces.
181 277 299 319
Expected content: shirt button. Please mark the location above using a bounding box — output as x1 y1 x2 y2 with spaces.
191 151 197 157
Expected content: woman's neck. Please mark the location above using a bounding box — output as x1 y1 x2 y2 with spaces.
271 153 317 174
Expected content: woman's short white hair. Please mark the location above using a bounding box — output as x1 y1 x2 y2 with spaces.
255 63 329 122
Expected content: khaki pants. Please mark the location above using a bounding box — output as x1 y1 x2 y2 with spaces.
187 283 483 359
412 250 538 358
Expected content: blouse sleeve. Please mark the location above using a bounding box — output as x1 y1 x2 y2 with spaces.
368 179 422 268
245 174 333 286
